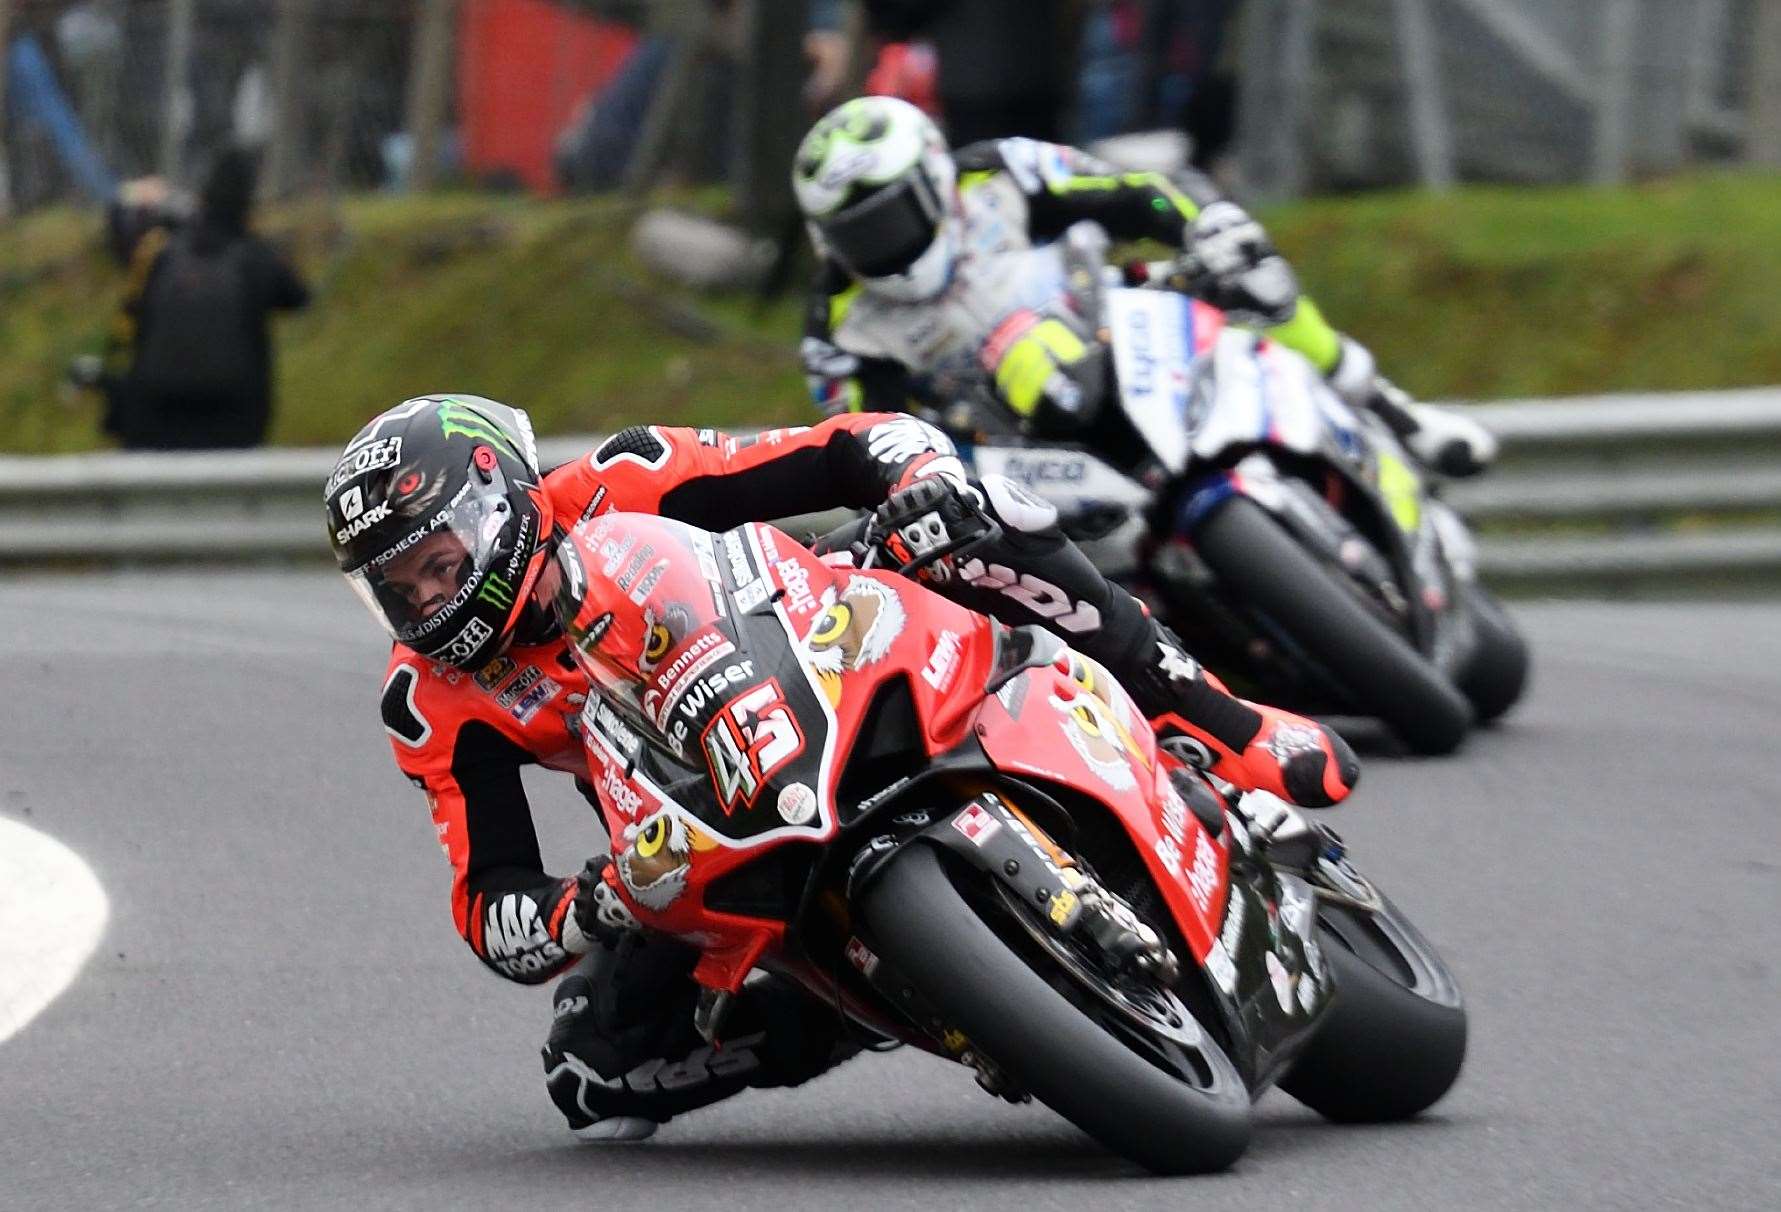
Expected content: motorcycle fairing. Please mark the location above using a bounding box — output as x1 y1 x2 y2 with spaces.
966 635 1346 1080
966 444 1150 513
864 787 1331 1089
575 521 1007 989
619 520 989 854
1167 385 1465 663
971 648 1231 961
1108 288 1366 474
1104 289 1418 555
750 522 995 749
1187 324 1368 469
1103 288 1472 643
579 693 793 989
1105 288 1206 473
961 443 1152 578
1202 870 1334 1089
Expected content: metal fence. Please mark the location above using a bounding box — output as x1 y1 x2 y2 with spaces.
0 0 414 212
4 0 1778 216
0 0 813 231
6 391 1781 596
1236 0 1778 197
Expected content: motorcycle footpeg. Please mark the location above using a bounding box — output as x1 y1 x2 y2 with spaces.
1235 790 1319 868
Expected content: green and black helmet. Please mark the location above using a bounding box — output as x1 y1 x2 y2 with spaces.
325 395 556 669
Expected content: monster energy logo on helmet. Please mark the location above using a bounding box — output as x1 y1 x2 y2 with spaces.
438 398 520 458
478 572 517 610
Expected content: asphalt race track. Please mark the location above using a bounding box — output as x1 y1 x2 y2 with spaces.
1 570 1775 1211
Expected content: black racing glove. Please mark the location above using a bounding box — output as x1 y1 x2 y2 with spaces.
568 855 640 951
863 477 1000 585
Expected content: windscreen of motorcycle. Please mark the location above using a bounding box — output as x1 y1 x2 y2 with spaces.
556 514 840 846
1105 287 1201 473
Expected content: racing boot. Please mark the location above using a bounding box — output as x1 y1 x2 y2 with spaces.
543 958 664 1143
1328 337 1497 478
1123 620 1359 809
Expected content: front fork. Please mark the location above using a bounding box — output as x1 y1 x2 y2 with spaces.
842 790 1182 1093
850 790 1179 983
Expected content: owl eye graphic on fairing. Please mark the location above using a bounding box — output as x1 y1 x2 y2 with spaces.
616 809 717 910
639 601 694 674
1048 654 1149 792
799 576 907 706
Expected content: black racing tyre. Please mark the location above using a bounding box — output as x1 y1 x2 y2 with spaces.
1192 496 1473 754
1455 583 1530 723
860 844 1252 1175
1279 897 1467 1123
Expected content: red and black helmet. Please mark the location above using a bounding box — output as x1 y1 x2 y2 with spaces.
325 395 555 669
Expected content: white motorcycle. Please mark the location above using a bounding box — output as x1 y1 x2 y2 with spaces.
957 276 1528 754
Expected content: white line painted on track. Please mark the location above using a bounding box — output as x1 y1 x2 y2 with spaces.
0 816 108 1045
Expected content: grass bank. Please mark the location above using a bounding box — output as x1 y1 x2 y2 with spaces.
1271 173 1781 401
1 173 1777 454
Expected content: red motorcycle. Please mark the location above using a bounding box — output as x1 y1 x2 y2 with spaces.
554 510 1466 1174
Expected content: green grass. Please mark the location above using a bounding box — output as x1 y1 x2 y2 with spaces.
1267 173 1781 400
2 172 1779 454
0 192 808 454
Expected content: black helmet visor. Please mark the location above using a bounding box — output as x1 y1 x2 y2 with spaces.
818 168 944 278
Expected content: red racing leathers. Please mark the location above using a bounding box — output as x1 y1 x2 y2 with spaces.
382 414 980 983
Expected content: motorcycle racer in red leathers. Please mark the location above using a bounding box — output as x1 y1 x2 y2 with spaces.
325 394 1358 1141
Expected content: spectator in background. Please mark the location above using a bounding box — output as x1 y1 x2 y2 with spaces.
94 148 309 450
1074 1 1240 167
101 176 189 267
1076 0 1146 142
866 0 1075 145
1153 0 1241 171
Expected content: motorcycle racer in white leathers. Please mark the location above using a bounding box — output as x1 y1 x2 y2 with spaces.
794 95 1495 478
